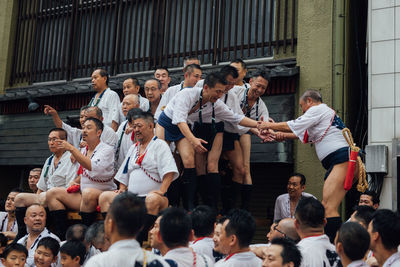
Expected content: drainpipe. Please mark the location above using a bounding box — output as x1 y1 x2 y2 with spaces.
332 0 347 219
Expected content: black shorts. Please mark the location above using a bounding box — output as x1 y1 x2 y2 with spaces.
222 131 240 152
321 147 349 180
192 122 224 151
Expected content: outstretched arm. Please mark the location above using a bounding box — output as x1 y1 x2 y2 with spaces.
44 105 63 128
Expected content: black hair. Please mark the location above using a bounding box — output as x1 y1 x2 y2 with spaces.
84 117 104 132
300 89 323 103
97 69 109 86
160 207 192 248
225 209 256 248
144 79 162 90
220 65 239 79
0 233 7 248
204 72 228 88
108 192 146 238
250 69 270 83
352 205 375 227
37 237 60 258
183 56 201 67
127 108 144 124
154 66 169 75
2 243 28 259
131 111 154 126
190 205 216 237
371 209 400 250
230 58 247 70
337 222 370 261
184 64 202 74
80 105 89 113
270 238 302 267
66 224 88 242
59 240 86 265
9 188 23 194
360 190 380 205
124 76 140 87
85 221 105 245
289 173 306 186
294 197 325 228
49 128 68 141
216 216 228 225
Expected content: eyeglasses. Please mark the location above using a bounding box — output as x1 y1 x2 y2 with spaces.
273 225 287 237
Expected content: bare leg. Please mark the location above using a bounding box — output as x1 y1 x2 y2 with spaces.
322 161 348 217
176 137 195 168
14 193 41 208
46 187 81 211
145 192 169 215
240 134 252 185
155 124 165 140
80 188 103 212
207 133 223 173
98 191 118 213
224 140 246 183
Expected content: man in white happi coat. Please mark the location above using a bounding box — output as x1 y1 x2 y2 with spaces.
154 64 202 122
117 77 149 123
44 105 118 149
156 73 264 211
14 128 78 240
99 111 178 244
114 95 140 169
161 207 213 267
45 118 116 239
154 67 171 94
215 209 261 267
88 69 120 131
258 89 352 242
17 204 60 267
85 192 171 267
231 67 270 210
0 188 22 241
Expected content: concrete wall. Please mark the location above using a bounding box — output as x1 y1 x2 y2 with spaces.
367 0 400 209
0 0 18 94
294 0 334 200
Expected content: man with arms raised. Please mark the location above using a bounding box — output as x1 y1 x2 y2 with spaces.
17 204 60 267
258 89 353 242
157 73 263 211
215 209 261 266
45 118 116 238
88 69 120 131
14 128 78 240
86 192 170 267
99 111 178 244
44 105 118 149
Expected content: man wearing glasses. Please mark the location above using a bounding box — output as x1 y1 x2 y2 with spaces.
273 173 314 221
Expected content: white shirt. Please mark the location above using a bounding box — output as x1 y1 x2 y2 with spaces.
297 235 341 267
383 252 400 267
163 87 244 125
85 239 170 267
0 212 17 233
155 82 185 120
115 137 178 196
232 84 269 122
190 237 215 263
62 122 118 149
115 120 135 169
287 103 349 161
88 88 120 128
80 142 117 191
17 228 60 267
214 251 261 267
219 90 249 134
37 151 79 191
273 192 315 221
348 260 370 267
164 247 214 267
83 245 101 266
118 95 150 123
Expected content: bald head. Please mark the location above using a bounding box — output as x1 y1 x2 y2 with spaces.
278 218 300 243
122 94 140 117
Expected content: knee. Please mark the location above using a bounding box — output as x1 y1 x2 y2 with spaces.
98 192 114 206
234 165 246 178
14 193 26 207
81 189 99 204
182 157 195 168
145 193 163 215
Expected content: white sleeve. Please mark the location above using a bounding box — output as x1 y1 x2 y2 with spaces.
155 92 170 120
170 92 193 125
140 97 150 112
118 103 125 124
114 146 135 186
273 196 283 221
86 145 114 179
287 108 321 141
215 100 244 125
109 91 121 124
62 122 81 148
37 157 51 192
156 141 179 181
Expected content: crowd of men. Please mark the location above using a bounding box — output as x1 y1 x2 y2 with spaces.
0 57 399 266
